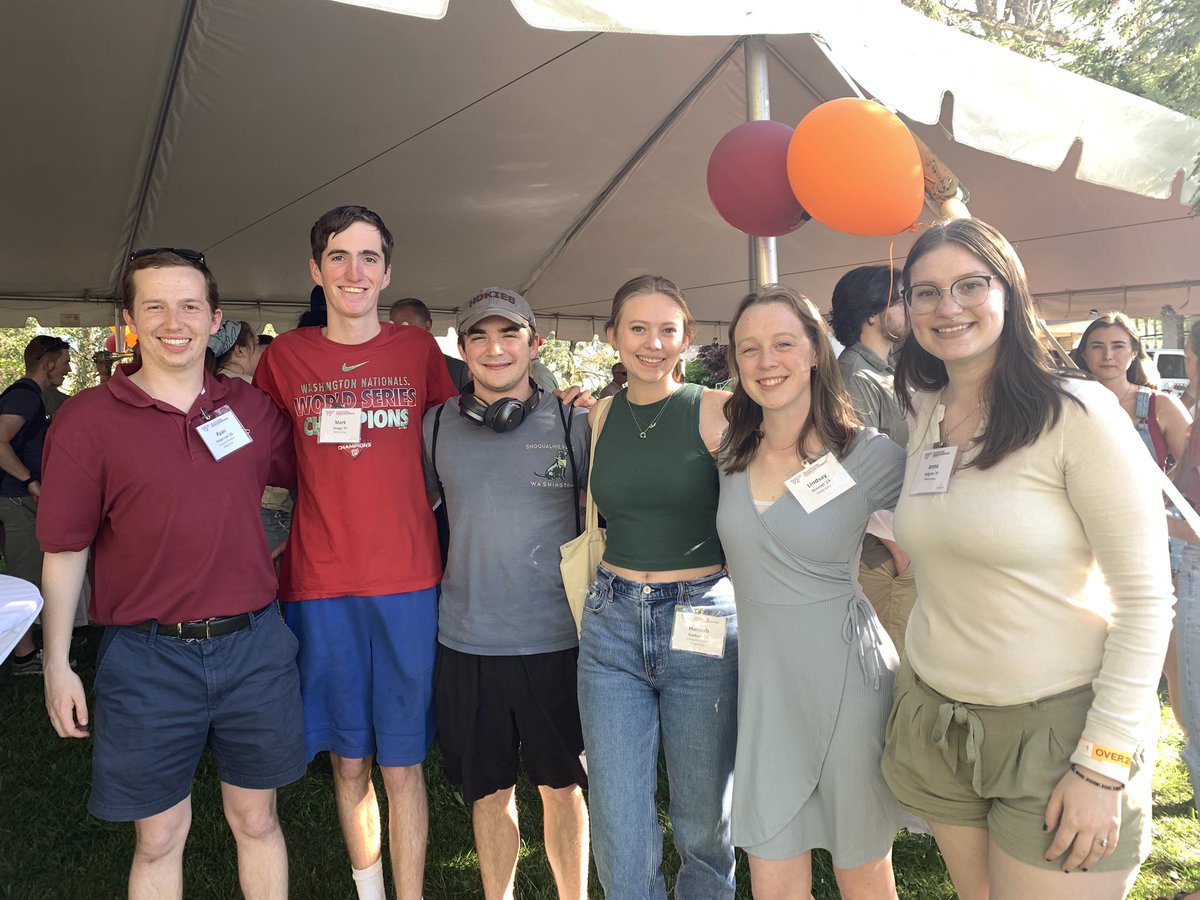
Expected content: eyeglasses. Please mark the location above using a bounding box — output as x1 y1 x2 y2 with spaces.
128 247 206 266
903 275 996 314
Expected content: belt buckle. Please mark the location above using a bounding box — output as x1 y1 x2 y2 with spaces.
179 618 213 640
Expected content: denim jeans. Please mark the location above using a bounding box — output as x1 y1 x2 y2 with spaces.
1176 544 1200 814
577 566 738 900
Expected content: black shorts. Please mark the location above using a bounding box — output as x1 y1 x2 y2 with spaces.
434 645 587 803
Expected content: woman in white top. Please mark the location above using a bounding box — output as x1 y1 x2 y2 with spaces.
881 218 1173 900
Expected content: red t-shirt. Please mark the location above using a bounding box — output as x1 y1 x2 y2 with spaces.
254 324 457 600
36 366 296 625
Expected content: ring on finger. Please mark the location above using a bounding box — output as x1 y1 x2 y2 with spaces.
1094 837 1110 848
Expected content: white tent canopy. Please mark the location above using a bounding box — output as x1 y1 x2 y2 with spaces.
4 0 1198 339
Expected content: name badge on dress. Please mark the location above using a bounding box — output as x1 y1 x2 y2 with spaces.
911 446 957 495
784 453 855 513
670 607 727 658
195 405 252 460
318 408 362 444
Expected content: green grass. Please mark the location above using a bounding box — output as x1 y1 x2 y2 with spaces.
2 631 1196 898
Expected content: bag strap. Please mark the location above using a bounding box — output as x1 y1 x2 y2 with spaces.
559 400 581 537
1 380 48 455
1162 465 1200 538
582 396 614 533
430 402 446 501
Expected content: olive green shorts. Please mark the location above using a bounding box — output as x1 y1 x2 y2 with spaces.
881 659 1154 871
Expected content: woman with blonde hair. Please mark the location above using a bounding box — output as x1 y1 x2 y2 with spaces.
717 284 903 899
578 274 738 899
882 218 1173 899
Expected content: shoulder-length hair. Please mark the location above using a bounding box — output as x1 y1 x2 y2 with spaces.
719 285 858 475
1072 311 1156 387
894 218 1079 470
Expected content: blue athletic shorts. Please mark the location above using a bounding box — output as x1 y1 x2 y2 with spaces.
89 603 306 822
283 590 438 767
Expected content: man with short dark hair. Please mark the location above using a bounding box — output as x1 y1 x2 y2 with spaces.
830 264 915 655
390 296 470 390
255 206 457 900
423 288 589 900
39 249 304 899
1 334 71 673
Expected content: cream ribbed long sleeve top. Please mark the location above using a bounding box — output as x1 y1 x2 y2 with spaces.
894 378 1173 782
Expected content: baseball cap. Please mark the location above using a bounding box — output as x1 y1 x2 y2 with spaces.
458 287 537 333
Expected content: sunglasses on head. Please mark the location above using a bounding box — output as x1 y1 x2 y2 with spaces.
128 247 206 266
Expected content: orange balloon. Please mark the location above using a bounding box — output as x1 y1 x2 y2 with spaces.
105 326 138 349
787 99 924 236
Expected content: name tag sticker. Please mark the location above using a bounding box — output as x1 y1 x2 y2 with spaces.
196 405 252 460
911 446 957 495
784 453 855 513
318 408 362 444
670 607 727 658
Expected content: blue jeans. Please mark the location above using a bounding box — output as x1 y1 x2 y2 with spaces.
1176 545 1200 814
577 566 738 900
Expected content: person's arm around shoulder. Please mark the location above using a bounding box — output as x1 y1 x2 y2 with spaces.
42 549 91 737
856 427 906 511
699 388 733 456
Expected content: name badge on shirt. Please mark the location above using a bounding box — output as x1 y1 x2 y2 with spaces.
784 453 855 513
318 408 362 444
911 446 957 495
195 405 252 460
670 607 727 658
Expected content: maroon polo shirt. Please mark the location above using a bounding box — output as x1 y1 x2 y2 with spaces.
37 365 296 625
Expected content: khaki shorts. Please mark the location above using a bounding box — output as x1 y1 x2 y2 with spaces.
857 558 917 658
881 660 1154 871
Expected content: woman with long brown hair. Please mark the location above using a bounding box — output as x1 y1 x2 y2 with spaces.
882 218 1173 900
1072 311 1189 469
716 285 903 899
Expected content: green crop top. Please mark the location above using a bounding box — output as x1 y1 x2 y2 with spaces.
590 383 723 571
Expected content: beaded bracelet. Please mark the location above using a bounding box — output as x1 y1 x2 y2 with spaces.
1070 763 1124 791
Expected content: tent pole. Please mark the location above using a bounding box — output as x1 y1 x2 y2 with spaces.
744 35 777 289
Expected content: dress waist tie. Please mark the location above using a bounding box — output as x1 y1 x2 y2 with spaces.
841 594 885 691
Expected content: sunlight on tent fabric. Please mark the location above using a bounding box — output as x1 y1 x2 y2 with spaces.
512 0 829 35
328 0 448 19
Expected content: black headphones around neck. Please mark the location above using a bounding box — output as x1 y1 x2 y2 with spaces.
458 378 541 433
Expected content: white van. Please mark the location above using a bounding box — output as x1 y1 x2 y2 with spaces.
1150 348 1189 396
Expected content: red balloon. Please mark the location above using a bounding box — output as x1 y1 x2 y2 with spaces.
707 120 809 237
787 99 924 237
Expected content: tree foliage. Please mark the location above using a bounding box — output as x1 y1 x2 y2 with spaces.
537 335 619 393
0 318 108 394
901 0 1200 209
685 344 731 388
901 0 1200 119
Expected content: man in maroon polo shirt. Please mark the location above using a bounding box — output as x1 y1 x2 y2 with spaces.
38 249 304 900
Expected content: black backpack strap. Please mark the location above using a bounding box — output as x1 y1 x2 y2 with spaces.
0 380 48 455
430 403 446 500
559 400 581 537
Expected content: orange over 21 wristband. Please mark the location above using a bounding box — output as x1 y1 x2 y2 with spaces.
1075 737 1133 781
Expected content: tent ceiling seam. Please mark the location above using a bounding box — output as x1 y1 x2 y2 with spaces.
518 37 744 298
118 0 202 279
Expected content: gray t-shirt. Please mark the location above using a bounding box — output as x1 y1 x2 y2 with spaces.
422 395 589 655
